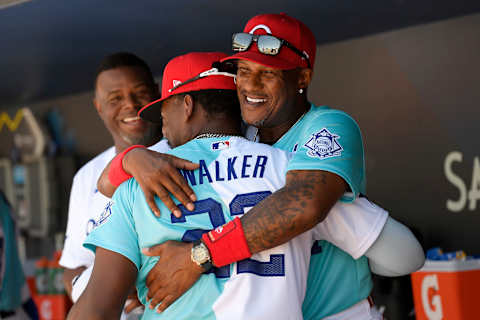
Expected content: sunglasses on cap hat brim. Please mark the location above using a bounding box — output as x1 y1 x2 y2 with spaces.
232 33 311 69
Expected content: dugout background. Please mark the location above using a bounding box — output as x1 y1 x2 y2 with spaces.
310 13 480 253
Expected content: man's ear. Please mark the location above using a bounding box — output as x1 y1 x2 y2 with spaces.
183 94 194 120
298 68 313 91
93 97 102 115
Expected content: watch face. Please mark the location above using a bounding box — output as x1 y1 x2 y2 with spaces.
192 243 210 264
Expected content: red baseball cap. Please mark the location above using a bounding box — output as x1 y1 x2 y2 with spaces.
139 52 236 122
222 13 316 70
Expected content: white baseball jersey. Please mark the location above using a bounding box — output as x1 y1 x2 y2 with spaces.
85 136 387 320
59 139 170 303
60 146 115 271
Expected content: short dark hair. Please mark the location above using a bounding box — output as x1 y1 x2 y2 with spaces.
176 89 241 122
94 52 155 88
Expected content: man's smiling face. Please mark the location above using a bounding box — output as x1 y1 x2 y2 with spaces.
94 66 159 148
235 59 298 128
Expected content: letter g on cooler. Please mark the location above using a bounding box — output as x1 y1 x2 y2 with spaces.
421 274 444 320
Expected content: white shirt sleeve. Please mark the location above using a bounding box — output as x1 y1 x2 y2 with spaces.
366 216 425 276
60 147 116 270
311 197 388 259
59 174 95 269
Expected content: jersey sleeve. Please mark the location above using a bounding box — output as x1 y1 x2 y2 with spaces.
83 179 142 270
311 197 388 259
287 111 366 202
59 174 93 269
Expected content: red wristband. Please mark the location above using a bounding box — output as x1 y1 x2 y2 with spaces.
108 145 146 187
201 217 252 267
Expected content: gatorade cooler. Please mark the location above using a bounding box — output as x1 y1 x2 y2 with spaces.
33 252 71 320
33 295 71 320
411 259 480 319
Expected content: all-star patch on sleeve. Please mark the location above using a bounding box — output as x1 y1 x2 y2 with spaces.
286 107 366 202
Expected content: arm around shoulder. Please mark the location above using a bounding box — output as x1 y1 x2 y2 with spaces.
97 146 199 216
240 169 347 254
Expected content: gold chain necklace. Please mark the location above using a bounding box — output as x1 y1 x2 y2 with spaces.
194 133 242 139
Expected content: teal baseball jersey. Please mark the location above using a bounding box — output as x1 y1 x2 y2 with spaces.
276 104 366 202
85 136 314 320
273 104 373 319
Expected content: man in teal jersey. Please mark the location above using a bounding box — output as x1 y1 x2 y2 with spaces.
221 14 377 318
101 13 424 319
222 16 373 316
221 14 369 317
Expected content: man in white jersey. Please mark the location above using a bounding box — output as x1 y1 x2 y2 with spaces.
102 14 424 319
59 53 175 314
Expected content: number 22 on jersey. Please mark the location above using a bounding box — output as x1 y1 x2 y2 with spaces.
171 191 285 278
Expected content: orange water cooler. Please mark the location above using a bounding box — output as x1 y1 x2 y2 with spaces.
411 259 480 319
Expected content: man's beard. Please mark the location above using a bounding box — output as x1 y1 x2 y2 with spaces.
241 105 274 129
